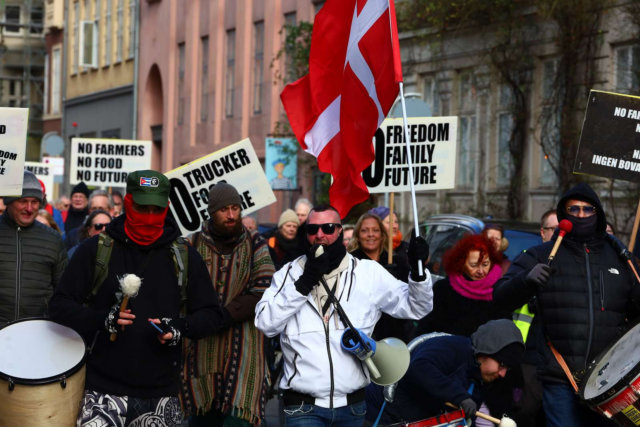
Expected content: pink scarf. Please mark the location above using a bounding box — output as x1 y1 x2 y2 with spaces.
448 264 502 301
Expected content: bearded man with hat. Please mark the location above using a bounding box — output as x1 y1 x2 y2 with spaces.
0 170 68 324
181 182 275 427
50 170 224 426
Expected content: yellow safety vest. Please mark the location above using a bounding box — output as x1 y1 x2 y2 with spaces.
513 303 535 342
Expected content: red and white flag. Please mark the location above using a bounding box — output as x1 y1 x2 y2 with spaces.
281 0 403 218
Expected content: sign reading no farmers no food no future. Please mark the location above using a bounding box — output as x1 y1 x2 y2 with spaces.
70 138 152 186
165 139 276 236
575 90 640 182
363 116 458 194
0 108 29 196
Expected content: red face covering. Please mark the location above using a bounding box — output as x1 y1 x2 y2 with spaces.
124 194 169 245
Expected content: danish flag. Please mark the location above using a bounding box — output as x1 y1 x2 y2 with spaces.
281 0 403 218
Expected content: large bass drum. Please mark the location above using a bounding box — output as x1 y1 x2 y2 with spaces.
580 320 640 426
0 318 87 427
386 409 467 427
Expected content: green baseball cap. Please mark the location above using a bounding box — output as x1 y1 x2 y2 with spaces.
126 170 170 207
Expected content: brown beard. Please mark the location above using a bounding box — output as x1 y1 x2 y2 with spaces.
210 216 244 239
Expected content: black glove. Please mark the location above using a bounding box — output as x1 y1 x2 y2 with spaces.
525 264 552 288
383 263 399 279
460 398 477 418
160 318 186 346
295 244 330 296
105 303 120 334
408 235 429 281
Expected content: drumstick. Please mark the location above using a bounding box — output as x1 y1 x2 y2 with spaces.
547 220 573 265
110 274 142 341
445 402 501 425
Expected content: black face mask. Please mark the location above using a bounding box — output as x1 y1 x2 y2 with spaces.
568 215 598 238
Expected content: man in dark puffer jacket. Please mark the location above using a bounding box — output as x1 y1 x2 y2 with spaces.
0 171 68 324
494 182 640 427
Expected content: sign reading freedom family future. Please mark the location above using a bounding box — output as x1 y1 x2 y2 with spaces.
70 138 152 186
575 90 640 182
363 116 458 193
165 139 276 236
0 108 29 196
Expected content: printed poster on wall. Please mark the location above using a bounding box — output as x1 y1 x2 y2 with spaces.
575 90 640 182
265 137 298 190
165 139 277 236
70 138 152 186
0 108 29 196
24 162 54 197
363 116 458 194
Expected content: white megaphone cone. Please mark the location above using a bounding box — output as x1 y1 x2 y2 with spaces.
341 328 411 386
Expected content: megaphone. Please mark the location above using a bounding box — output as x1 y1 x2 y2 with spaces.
341 328 410 386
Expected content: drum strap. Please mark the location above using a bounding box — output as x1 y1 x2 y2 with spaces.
548 341 579 393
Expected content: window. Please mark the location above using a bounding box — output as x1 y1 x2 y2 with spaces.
496 84 514 187
253 22 264 114
7 81 22 108
30 6 43 34
105 0 112 66
116 0 123 62
177 43 185 125
539 107 560 187
73 2 79 73
80 20 97 68
44 54 49 114
458 116 476 189
95 0 101 67
52 48 61 114
128 0 136 59
200 36 209 122
5 6 20 33
102 129 121 138
542 59 558 102
422 76 441 116
225 30 236 118
284 12 296 83
459 71 475 112
615 46 640 94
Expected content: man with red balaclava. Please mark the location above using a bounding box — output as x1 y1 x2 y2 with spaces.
50 170 224 426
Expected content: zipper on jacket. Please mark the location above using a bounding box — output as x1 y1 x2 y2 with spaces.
287 353 300 387
584 244 594 370
15 227 21 320
599 270 605 312
305 301 336 409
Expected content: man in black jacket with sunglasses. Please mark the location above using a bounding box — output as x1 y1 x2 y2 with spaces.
494 182 640 427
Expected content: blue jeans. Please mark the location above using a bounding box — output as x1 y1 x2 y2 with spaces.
284 401 367 427
542 382 614 427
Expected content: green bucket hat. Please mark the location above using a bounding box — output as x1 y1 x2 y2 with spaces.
126 170 170 207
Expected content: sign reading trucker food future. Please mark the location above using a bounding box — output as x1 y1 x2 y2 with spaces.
0 108 29 196
363 116 458 194
574 90 640 182
70 138 152 186
164 139 276 236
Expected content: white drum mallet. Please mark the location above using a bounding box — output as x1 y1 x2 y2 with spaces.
446 402 517 427
110 274 142 341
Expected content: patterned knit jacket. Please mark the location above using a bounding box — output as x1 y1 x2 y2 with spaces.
181 223 275 425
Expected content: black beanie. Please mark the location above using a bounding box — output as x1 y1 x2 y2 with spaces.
71 182 90 199
488 342 523 370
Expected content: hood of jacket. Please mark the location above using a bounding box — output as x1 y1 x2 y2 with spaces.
106 213 181 249
556 182 607 239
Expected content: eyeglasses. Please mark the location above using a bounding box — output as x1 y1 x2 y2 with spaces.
542 227 555 231
92 223 108 231
306 223 342 235
566 205 596 217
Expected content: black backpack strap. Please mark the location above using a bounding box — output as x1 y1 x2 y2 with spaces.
88 234 114 305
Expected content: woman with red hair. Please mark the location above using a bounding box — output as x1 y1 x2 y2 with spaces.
415 234 511 338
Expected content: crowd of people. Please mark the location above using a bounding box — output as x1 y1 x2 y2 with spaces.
1 169 639 427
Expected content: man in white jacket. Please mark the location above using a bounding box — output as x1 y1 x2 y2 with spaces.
255 204 433 426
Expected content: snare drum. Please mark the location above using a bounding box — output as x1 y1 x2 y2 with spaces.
580 320 640 427
0 318 87 427
387 409 467 427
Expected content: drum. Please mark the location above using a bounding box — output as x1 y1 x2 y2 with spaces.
580 320 640 427
387 409 467 427
0 318 87 427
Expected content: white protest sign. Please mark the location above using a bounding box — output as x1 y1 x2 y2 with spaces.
43 156 64 176
0 108 29 196
165 139 276 236
70 138 152 186
24 162 54 197
363 117 458 194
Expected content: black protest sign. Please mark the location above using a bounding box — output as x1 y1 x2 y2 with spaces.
574 90 640 182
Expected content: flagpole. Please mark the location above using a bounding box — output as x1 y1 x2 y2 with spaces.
399 82 423 276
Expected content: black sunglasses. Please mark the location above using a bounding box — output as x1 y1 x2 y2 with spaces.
92 223 108 231
306 223 342 235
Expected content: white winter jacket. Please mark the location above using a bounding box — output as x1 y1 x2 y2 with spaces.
255 253 433 408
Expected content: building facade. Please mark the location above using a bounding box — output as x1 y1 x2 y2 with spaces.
137 0 325 224
43 0 64 139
